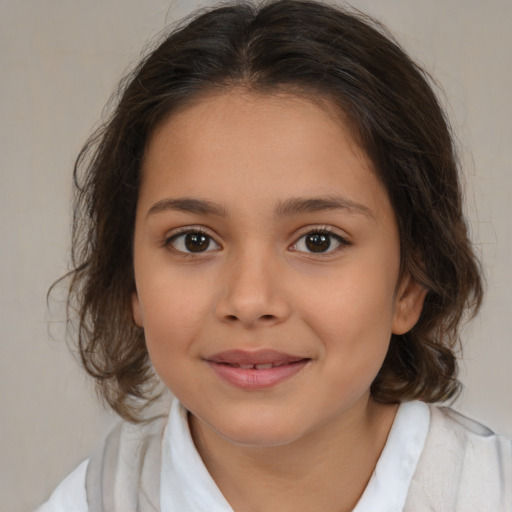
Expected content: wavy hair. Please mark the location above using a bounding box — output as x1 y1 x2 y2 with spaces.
64 0 483 421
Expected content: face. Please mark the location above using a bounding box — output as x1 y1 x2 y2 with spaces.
132 91 425 447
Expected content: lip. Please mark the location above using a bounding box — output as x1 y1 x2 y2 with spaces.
205 349 310 389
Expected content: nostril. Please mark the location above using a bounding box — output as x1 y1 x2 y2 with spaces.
223 313 277 324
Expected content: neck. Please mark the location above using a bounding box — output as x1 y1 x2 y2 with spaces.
190 396 399 512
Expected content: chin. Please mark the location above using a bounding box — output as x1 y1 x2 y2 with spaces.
218 423 307 447
197 405 311 448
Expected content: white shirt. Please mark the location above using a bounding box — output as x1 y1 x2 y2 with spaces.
38 399 511 511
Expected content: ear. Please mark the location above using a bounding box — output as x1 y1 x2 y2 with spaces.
392 273 427 335
131 291 144 328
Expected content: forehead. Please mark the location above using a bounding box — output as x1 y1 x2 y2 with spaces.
139 91 390 219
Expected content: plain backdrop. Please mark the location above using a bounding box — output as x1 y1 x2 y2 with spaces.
1 1 511 510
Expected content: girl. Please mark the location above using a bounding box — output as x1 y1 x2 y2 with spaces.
38 1 511 510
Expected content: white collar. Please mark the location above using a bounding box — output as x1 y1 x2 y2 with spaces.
161 399 233 511
160 399 430 512
353 400 430 512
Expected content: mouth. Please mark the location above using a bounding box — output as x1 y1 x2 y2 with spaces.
218 360 304 370
205 349 311 389
206 348 307 366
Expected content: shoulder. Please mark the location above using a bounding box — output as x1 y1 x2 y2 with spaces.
405 404 512 512
35 413 168 512
87 413 167 511
35 460 89 512
430 404 499 436
428 405 512 464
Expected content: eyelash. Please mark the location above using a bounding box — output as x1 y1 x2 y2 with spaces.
162 226 350 256
162 227 220 255
290 227 350 255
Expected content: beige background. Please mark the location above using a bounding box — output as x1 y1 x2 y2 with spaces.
1 1 511 510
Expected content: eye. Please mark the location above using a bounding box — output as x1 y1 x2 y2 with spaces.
165 230 221 254
291 230 348 254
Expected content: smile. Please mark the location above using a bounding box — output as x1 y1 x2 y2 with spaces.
205 349 310 389
221 361 297 369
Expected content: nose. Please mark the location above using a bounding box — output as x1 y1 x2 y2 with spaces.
214 248 291 328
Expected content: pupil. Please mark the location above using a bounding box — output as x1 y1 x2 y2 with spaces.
305 233 330 252
185 233 209 252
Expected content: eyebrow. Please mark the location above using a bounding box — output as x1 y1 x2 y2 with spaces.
274 195 374 219
147 197 227 217
146 195 373 219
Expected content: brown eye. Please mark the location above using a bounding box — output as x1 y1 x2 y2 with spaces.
185 233 210 252
305 233 331 252
167 230 220 254
292 230 347 254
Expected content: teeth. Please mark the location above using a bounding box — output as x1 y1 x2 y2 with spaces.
224 360 302 369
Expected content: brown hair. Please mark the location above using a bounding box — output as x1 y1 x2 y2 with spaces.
65 0 483 421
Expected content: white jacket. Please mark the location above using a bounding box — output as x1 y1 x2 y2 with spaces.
37 400 512 512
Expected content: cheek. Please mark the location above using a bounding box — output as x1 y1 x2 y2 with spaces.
136 277 212 368
295 266 397 380
142 299 205 396
298 272 398 338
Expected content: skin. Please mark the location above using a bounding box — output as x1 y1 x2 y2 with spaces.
132 91 426 512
